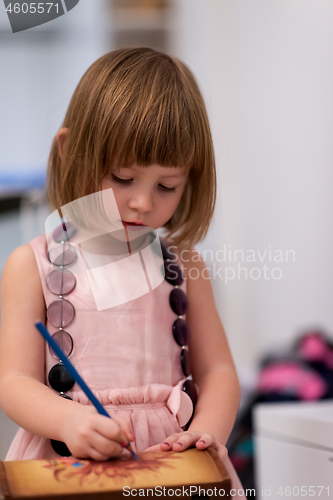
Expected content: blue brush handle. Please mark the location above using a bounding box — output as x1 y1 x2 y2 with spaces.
35 321 110 418
35 322 138 460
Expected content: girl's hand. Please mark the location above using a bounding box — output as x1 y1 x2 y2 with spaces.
60 404 134 461
144 431 228 458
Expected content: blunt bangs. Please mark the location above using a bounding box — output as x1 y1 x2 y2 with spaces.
101 53 199 173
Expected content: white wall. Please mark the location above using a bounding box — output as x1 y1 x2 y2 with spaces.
0 0 111 175
172 0 333 376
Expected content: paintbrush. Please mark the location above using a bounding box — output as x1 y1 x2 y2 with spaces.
35 321 138 460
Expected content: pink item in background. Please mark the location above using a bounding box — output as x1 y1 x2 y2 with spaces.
297 331 333 369
258 362 327 401
298 332 326 361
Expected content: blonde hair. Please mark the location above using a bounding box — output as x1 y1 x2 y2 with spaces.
46 47 216 249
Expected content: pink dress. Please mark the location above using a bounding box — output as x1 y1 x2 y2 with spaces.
5 234 244 495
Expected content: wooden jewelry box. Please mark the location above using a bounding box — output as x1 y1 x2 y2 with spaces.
0 448 231 499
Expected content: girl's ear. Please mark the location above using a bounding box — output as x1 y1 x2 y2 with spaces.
56 127 69 159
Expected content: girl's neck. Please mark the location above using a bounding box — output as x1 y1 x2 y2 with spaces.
79 230 151 256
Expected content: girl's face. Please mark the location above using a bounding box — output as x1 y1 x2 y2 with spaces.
101 163 188 234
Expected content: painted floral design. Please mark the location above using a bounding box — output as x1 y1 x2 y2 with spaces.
43 451 180 486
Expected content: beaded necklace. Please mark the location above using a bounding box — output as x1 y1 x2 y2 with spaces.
46 221 197 456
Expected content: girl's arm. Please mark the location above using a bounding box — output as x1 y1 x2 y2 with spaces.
0 244 133 460
183 248 241 444
156 248 241 452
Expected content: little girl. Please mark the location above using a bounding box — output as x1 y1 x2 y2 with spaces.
0 48 243 494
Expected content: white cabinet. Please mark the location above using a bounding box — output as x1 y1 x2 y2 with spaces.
254 401 333 500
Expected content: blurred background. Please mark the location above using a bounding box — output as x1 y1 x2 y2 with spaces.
1 0 333 492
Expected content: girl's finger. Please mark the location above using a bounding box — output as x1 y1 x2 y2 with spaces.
169 432 202 451
92 415 130 447
195 434 216 449
110 413 135 442
160 433 183 449
144 444 162 452
88 445 114 462
213 442 228 458
90 429 124 457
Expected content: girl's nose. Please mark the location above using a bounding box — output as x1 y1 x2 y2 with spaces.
128 191 153 213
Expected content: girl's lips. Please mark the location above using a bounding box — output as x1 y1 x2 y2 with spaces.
122 221 146 227
122 221 147 231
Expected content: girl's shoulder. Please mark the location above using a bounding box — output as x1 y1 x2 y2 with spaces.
176 246 215 308
176 246 207 282
3 233 47 278
3 243 38 274
2 243 42 291
1 243 45 328
161 240 204 268
1 237 47 306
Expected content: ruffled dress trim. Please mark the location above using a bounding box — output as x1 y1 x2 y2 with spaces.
68 381 193 428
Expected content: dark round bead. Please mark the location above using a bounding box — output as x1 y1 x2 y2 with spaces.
53 221 77 243
48 243 77 267
46 269 76 296
60 393 73 401
160 241 175 261
47 299 75 329
164 261 184 286
180 348 191 377
173 318 191 346
50 393 73 455
49 330 74 360
182 413 194 432
51 439 72 457
182 379 198 408
48 363 75 392
169 288 188 316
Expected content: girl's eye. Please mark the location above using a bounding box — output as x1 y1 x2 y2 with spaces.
112 174 132 184
159 184 176 193
112 174 176 193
